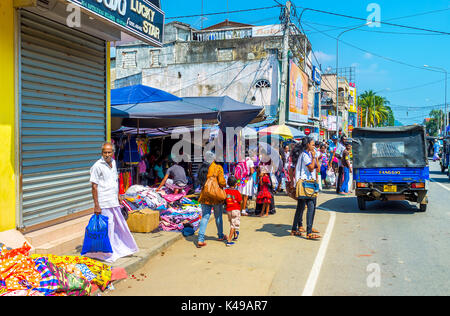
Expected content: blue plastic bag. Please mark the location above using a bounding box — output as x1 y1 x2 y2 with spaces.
182 226 195 237
81 214 113 255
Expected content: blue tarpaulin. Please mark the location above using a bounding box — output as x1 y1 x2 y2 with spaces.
111 85 264 129
111 84 181 106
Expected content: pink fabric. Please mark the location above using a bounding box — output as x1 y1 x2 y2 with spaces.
160 185 192 203
138 160 147 174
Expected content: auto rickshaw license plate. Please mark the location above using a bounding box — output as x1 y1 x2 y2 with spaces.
384 185 397 192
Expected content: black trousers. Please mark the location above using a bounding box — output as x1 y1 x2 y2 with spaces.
292 198 316 235
336 166 344 193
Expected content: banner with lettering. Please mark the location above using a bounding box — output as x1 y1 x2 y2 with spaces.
67 0 165 47
288 60 309 123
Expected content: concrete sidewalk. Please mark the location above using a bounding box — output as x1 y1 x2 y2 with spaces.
91 190 341 294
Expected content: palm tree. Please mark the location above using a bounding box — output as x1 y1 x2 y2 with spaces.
358 91 391 127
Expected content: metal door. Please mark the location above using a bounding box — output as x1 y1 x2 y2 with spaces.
19 10 107 228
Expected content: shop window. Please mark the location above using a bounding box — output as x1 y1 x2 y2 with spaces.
254 79 271 88
122 51 137 69
217 48 234 62
149 50 160 67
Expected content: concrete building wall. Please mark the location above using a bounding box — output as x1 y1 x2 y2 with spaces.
141 54 280 116
114 34 308 117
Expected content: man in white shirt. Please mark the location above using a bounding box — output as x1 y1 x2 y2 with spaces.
332 135 347 194
85 142 138 263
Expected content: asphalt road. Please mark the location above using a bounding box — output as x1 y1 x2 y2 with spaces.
106 160 449 296
314 160 450 296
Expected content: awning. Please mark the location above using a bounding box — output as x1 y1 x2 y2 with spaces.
111 85 264 130
111 84 180 105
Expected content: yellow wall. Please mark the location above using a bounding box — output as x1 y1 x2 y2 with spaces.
107 42 111 142
0 0 16 232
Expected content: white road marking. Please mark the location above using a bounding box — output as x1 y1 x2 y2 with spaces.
430 179 450 192
301 207 337 296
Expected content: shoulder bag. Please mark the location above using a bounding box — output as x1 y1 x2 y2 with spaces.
203 175 227 203
296 153 320 199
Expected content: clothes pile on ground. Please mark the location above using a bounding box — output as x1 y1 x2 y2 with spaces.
159 198 202 232
121 185 202 234
121 185 168 213
0 242 125 296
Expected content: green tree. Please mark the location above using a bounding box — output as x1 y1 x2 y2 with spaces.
358 91 392 127
425 109 444 136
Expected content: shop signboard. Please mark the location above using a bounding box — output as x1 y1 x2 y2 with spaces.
312 66 322 86
253 24 283 37
194 28 252 41
67 0 165 47
348 112 357 133
349 84 357 113
288 60 309 123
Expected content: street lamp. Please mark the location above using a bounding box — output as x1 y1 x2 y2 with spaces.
371 88 390 127
336 22 372 136
424 65 448 135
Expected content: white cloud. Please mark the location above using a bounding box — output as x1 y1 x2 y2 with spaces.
356 63 388 76
363 52 373 59
314 51 334 64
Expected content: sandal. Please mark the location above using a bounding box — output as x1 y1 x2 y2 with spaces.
197 242 207 248
217 236 227 241
290 230 303 236
306 233 321 240
299 227 319 234
233 231 240 241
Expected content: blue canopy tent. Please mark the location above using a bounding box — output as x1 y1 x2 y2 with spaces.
111 85 265 130
111 84 181 105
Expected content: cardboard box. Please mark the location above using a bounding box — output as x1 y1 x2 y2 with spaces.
126 209 160 233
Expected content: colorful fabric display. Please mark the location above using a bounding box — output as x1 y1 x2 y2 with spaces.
159 205 202 232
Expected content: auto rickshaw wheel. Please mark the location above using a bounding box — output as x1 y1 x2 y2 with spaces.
418 197 428 213
357 197 367 211
419 204 427 212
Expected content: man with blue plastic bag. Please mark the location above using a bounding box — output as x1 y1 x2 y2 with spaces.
83 142 139 263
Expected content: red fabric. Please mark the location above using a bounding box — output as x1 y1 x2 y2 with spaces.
224 189 242 212
119 173 125 195
90 267 128 294
257 175 272 204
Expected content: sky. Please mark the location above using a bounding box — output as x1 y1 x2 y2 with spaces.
159 0 450 126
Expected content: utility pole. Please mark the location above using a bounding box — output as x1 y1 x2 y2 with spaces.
201 0 204 30
279 0 291 126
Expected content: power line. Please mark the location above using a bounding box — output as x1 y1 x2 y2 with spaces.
391 103 446 109
166 5 282 20
301 21 444 74
383 79 446 94
302 20 449 36
206 58 272 96
292 4 450 35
